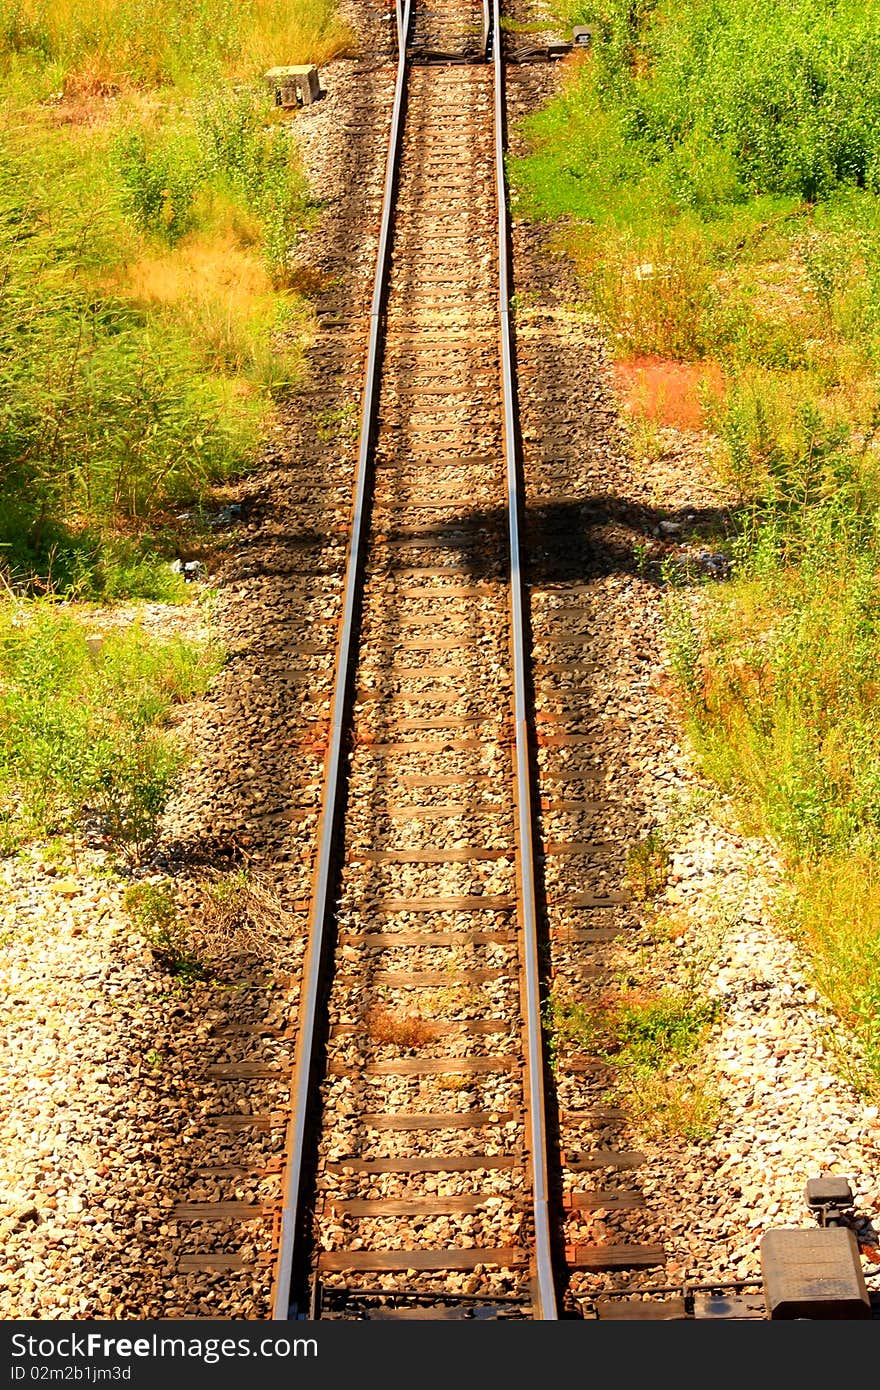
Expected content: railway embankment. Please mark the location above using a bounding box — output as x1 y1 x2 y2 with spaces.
1 0 879 1321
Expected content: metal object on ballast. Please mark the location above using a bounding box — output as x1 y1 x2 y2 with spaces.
805 1176 855 1226
264 65 321 108
572 26 593 48
760 1228 871 1319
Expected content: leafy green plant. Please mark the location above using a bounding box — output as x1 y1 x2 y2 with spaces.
92 733 183 862
609 992 718 1073
607 990 720 1138
625 827 670 901
123 879 204 981
662 591 704 708
542 991 597 1069
0 605 220 855
314 401 359 443
543 980 721 1135
113 130 201 244
0 131 264 592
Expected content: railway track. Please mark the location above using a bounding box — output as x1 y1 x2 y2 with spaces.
264 0 699 1322
125 0 880 1324
270 0 556 1321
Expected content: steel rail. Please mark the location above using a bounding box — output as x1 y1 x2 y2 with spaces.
492 0 558 1322
271 0 413 1320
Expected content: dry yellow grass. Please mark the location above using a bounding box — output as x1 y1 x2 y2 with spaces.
125 231 270 309
113 226 312 388
2 0 354 88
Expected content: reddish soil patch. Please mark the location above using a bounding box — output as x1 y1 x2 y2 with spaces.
613 355 725 430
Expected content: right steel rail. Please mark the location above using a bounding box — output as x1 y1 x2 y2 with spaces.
492 0 558 1321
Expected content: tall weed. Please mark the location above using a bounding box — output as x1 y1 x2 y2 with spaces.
113 129 201 243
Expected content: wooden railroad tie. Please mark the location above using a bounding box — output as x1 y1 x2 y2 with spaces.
337 928 515 946
565 1244 666 1272
177 1252 272 1273
326 1195 511 1217
355 737 503 754
361 1110 515 1130
564 1150 646 1171
172 1203 267 1222
205 1063 288 1081
317 1248 527 1274
360 894 515 913
550 926 625 943
327 1056 519 1077
336 968 507 988
548 891 632 908
325 1154 518 1175
595 1298 686 1321
348 847 510 863
331 1019 509 1040
563 1190 645 1212
348 805 511 820
207 1113 287 1131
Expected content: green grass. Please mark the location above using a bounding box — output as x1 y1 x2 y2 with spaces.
516 0 880 217
791 859 880 1083
544 983 719 1137
609 980 721 1140
667 548 880 1091
0 603 221 858
0 88 305 595
0 0 344 599
610 992 717 1072
512 0 880 1093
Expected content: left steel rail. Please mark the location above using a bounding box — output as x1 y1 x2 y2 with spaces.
271 0 413 1320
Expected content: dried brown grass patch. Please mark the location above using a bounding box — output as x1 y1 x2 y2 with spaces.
365 1007 438 1049
62 60 123 101
112 228 307 386
196 869 287 965
619 1070 720 1141
122 230 271 309
435 1074 473 1093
